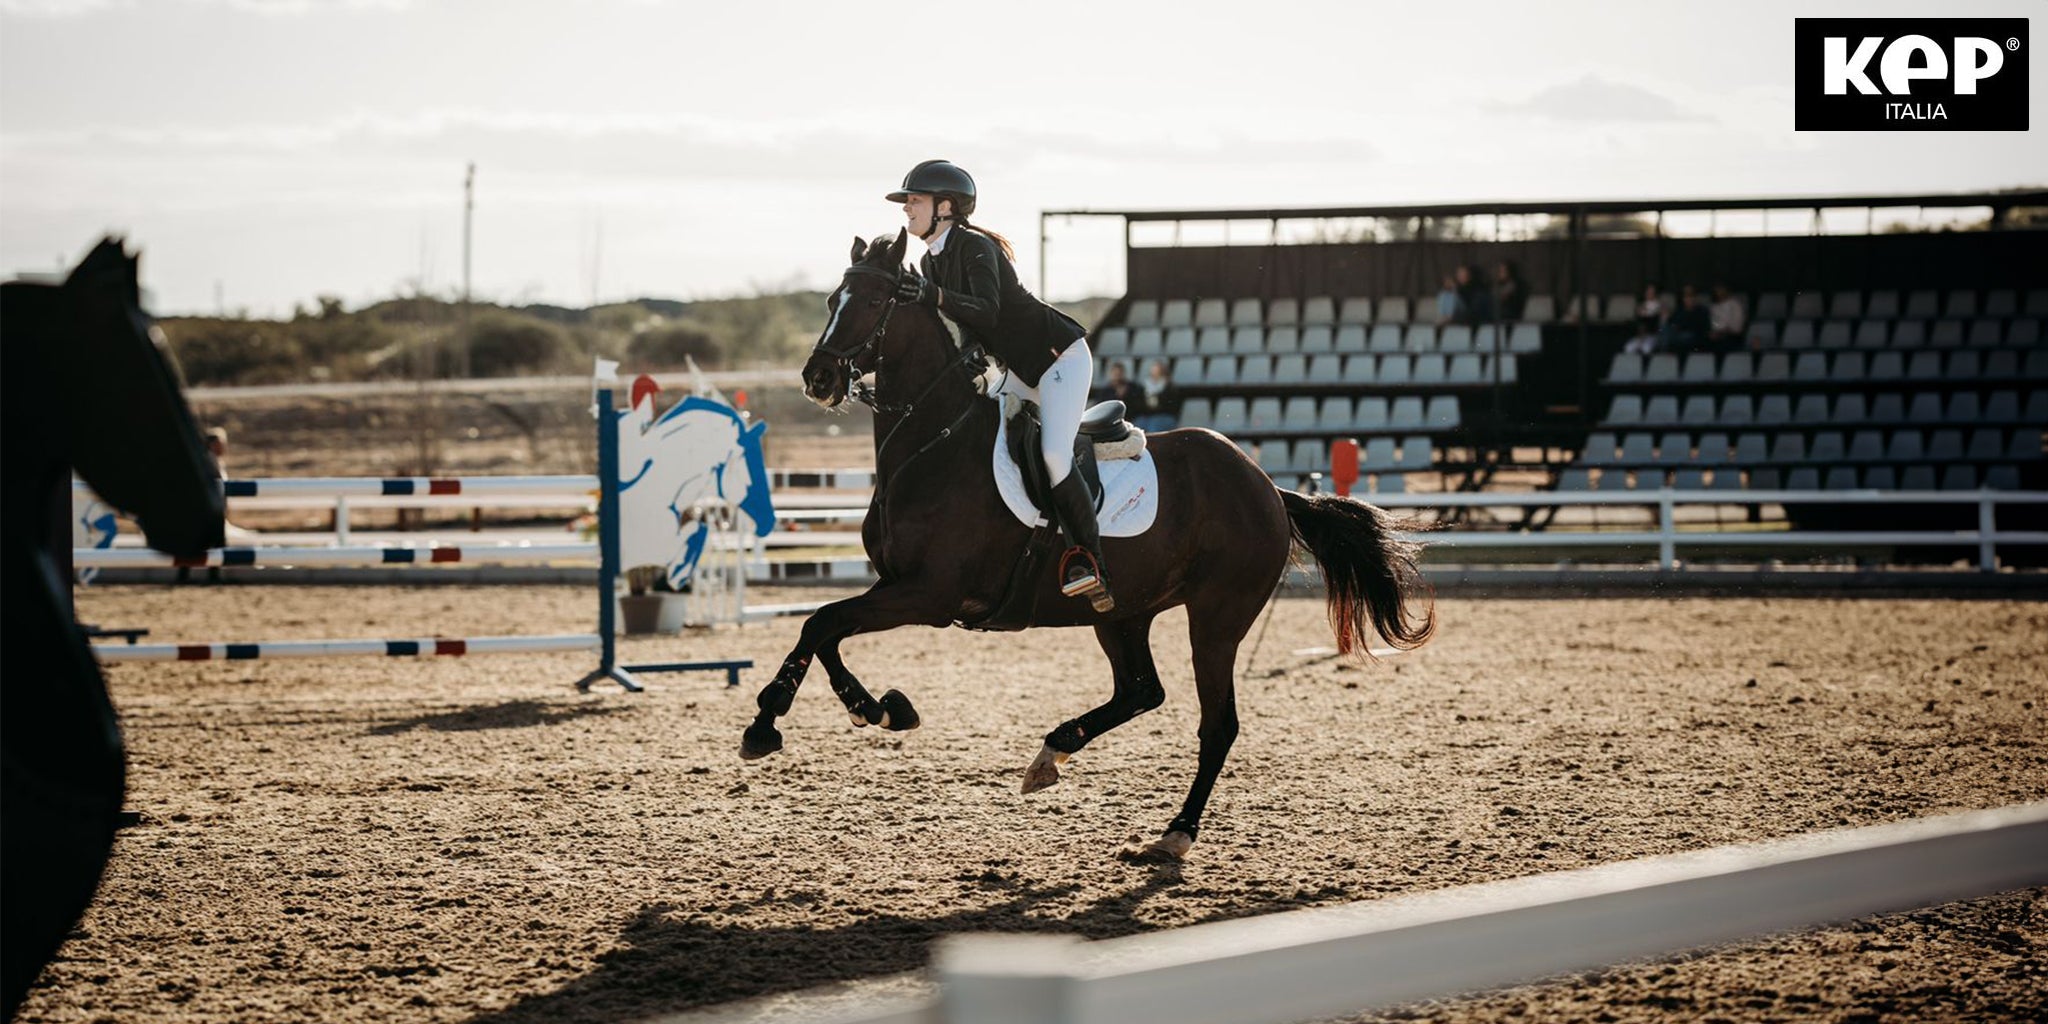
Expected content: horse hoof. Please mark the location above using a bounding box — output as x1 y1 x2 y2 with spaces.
1020 744 1069 794
878 690 920 732
1118 830 1194 864
738 723 783 760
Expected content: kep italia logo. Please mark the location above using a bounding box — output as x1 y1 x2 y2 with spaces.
1795 19 2028 130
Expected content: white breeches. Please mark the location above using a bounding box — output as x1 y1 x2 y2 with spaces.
988 338 1094 485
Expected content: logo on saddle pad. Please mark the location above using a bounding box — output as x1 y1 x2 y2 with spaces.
615 377 776 589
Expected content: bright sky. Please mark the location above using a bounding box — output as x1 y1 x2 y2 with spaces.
2 0 2042 315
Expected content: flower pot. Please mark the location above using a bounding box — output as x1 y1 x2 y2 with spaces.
619 593 666 635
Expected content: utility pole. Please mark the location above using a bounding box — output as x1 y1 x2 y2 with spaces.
459 161 474 378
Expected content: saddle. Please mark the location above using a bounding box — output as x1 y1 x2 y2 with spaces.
1004 399 1135 522
963 400 1137 633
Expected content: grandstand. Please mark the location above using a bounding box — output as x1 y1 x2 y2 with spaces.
1058 190 2047 546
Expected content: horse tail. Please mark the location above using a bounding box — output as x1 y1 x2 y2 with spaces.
1278 489 1436 655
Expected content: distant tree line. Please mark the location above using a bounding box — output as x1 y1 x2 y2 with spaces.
160 291 1113 387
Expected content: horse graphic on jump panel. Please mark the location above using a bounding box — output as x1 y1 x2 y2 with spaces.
614 375 776 592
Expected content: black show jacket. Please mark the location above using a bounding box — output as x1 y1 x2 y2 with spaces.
922 227 1086 387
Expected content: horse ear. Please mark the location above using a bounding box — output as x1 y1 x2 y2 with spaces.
850 235 867 264
892 227 907 259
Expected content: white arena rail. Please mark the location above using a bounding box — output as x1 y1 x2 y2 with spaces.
713 803 2048 1024
73 543 594 568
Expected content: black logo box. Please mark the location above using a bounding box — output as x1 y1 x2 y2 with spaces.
1795 18 2028 131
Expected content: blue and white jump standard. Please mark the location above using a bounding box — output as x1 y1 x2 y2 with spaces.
80 389 750 691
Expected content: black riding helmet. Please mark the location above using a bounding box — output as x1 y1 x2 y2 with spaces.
886 159 977 220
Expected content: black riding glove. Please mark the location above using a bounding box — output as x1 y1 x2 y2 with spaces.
895 270 938 307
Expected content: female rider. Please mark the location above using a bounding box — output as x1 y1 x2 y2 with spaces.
886 159 1110 610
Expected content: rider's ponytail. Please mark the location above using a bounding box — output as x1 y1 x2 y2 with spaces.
957 219 1016 262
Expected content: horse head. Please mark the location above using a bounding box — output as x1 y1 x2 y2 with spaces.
616 390 774 590
802 228 909 409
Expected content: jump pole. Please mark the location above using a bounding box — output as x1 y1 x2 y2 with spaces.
83 388 751 691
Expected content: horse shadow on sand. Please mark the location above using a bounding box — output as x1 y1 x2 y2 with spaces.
367 699 631 736
464 871 1307 1024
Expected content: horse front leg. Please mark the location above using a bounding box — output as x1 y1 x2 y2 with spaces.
739 582 944 759
1022 614 1162 794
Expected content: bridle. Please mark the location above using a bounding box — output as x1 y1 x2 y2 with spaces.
811 261 986 469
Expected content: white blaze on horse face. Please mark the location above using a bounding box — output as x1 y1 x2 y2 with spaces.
811 288 853 408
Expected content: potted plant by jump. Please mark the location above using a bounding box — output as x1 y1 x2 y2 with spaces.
620 564 668 635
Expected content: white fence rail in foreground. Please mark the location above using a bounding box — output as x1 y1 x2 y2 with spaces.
751 803 2048 1024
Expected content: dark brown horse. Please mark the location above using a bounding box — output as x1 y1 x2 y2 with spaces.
740 229 1433 861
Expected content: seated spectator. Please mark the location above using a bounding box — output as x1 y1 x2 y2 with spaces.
1492 261 1526 322
1132 358 1180 432
1661 285 1711 353
1090 360 1137 406
1708 284 1746 351
1434 274 1462 325
1624 284 1666 354
1455 264 1494 326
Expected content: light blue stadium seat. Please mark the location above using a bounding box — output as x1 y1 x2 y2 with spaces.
1643 395 1680 426
1265 326 1301 354
1317 397 1353 433
1352 397 1389 431
1719 352 1754 383
1828 291 1863 319
1378 354 1412 385
1375 296 1411 323
1853 320 1889 348
1302 296 1337 325
1809 431 1846 462
1655 431 1692 465
1341 355 1378 385
1164 327 1198 356
1097 328 1131 357
1508 324 1542 353
1401 436 1433 469
1448 354 1485 384
1180 397 1214 430
1720 394 1754 426
1439 325 1473 354
1272 354 1309 385
1695 431 1731 464
1212 397 1248 433
1865 291 1900 318
1389 396 1425 430
1161 299 1194 327
1337 297 1374 324
1291 438 1328 474
1424 395 1459 429
1334 325 1369 354
1605 394 1644 426
1846 430 1884 461
1792 393 1830 425
1237 355 1273 386
1608 353 1644 384
1305 354 1343 382
1300 326 1336 354
1197 327 1232 356
1581 431 1619 465
1557 468 1594 490
1680 395 1717 426
1834 393 1869 423
1228 298 1262 328
1362 437 1398 470
1171 356 1202 387
1281 396 1318 433
1266 298 1299 327
1130 327 1164 358
1681 353 1716 383
1194 298 1228 327
1246 397 1284 434
1256 440 1292 475
1886 430 1924 462
1403 324 1436 353
1368 325 1404 353
1202 356 1238 387
1126 300 1160 327
1523 295 1556 323
1620 433 1656 464
1412 354 1447 384
1230 327 1265 355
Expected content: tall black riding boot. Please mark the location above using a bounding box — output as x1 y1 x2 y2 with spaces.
1049 472 1113 612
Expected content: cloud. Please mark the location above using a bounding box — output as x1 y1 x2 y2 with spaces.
0 0 407 15
1485 74 1712 124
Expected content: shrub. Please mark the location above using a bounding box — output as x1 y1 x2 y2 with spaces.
466 312 571 377
626 323 722 370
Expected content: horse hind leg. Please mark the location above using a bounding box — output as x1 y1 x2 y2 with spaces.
1023 614 1163 794
1123 598 1257 864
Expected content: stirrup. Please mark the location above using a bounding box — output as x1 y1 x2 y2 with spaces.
1058 547 1114 612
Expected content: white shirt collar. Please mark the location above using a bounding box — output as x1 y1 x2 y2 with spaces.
925 225 953 256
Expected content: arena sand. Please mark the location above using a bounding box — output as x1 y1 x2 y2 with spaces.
21 588 2047 1024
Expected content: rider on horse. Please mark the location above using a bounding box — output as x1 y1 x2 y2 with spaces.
886 159 1111 608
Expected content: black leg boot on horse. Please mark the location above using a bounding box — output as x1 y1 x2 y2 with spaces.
1050 473 1113 613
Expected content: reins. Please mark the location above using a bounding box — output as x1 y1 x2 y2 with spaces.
816 262 984 469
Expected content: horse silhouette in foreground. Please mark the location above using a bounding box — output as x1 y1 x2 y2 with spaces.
739 230 1433 861
2 240 224 1015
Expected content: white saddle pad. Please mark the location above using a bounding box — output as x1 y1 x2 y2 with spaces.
991 403 1160 538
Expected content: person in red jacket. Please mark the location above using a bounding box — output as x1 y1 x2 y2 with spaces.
887 159 1110 609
